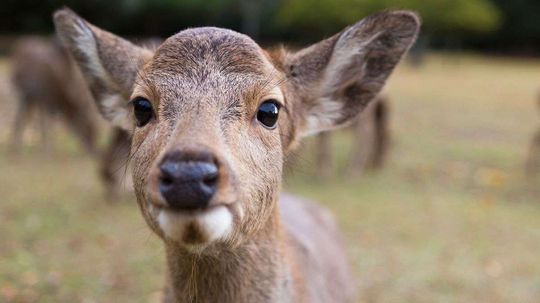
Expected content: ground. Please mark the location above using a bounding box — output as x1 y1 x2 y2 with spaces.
1 53 540 302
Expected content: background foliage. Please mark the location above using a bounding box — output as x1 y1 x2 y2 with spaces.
0 0 539 53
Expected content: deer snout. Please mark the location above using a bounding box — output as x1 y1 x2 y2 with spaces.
158 150 219 211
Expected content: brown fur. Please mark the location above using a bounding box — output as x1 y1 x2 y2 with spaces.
54 8 420 303
10 36 98 154
10 36 134 199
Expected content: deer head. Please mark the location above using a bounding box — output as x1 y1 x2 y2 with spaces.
54 8 419 251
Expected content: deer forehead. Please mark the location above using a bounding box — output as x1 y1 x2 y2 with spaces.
134 27 284 115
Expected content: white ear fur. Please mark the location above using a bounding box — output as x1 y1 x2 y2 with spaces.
63 24 131 130
62 14 111 84
100 94 133 131
54 8 152 131
303 30 380 135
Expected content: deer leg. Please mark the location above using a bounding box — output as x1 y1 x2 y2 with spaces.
525 129 540 178
366 99 390 170
59 103 99 156
9 99 32 152
74 120 99 157
316 132 333 179
346 99 390 176
345 116 371 177
100 128 131 201
37 102 52 153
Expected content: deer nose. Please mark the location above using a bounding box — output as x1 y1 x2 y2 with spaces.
159 151 219 211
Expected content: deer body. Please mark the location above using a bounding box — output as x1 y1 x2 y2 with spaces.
10 37 98 153
10 37 134 199
55 9 419 302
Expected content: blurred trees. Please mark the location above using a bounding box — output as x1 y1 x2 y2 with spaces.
275 0 501 51
0 0 539 54
276 0 501 36
469 0 540 53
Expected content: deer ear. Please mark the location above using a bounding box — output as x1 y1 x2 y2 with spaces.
282 11 420 137
53 8 153 131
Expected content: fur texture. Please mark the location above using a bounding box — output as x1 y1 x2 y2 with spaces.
54 8 420 303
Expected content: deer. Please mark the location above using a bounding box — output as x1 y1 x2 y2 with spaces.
9 36 99 154
10 36 134 200
54 8 419 302
314 95 389 179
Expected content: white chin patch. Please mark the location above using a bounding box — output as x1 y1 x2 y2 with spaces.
157 206 233 247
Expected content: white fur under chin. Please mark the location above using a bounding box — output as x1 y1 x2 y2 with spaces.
157 206 233 247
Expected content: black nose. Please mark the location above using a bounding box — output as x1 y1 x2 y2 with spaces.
159 151 218 210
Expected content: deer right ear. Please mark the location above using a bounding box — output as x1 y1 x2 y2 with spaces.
278 11 420 137
53 8 153 131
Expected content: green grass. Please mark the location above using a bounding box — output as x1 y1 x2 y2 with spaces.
1 53 540 302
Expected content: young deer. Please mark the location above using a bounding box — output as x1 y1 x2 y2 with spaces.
54 8 419 302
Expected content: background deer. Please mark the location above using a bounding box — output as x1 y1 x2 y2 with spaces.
10 37 98 154
54 8 419 303
9 36 133 199
314 95 389 178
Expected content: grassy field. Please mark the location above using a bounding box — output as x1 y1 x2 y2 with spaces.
1 53 540 302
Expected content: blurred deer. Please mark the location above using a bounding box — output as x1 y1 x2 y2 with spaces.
315 95 389 178
99 127 132 200
525 95 540 178
10 36 131 199
10 37 98 154
55 8 419 302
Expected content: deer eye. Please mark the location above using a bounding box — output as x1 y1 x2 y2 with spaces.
256 100 280 129
132 97 154 127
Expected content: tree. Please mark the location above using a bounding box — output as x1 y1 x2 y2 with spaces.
275 0 501 40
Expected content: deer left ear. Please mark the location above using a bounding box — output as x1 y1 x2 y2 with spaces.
53 8 153 131
281 11 420 137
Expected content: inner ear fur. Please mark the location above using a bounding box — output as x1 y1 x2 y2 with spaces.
277 11 420 136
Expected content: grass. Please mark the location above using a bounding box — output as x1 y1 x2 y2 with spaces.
1 53 540 302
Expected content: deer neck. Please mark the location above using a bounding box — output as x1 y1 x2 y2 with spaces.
163 207 299 303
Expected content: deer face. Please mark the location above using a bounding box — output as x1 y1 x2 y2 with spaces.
54 9 419 250
129 29 287 248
